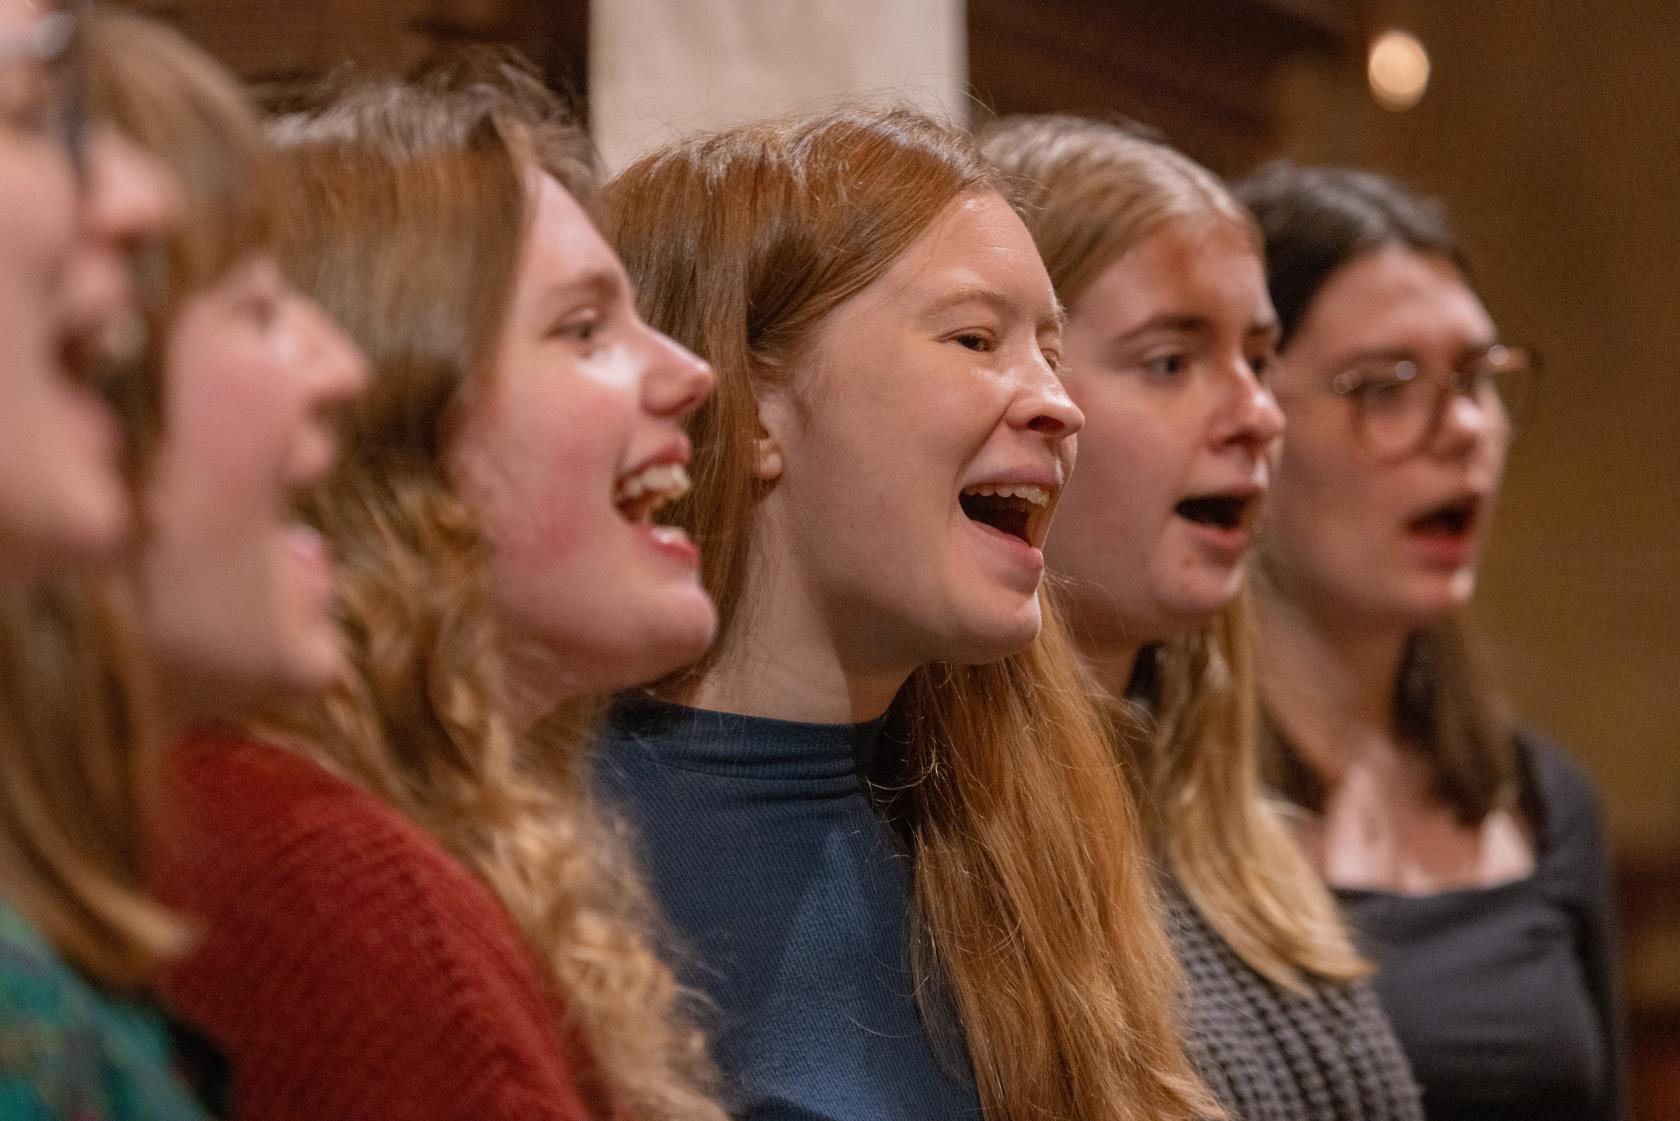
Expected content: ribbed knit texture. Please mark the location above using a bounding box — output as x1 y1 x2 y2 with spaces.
595 694 982 1121
152 731 599 1121
1166 882 1423 1121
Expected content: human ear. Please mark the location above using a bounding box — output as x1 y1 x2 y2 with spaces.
756 410 786 484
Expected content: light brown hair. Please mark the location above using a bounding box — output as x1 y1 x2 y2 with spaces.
1235 161 1516 826
979 113 1367 989
267 61 722 1121
604 106 1217 1121
0 7 282 990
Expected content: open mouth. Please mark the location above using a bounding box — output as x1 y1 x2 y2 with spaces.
959 483 1050 546
1407 496 1480 537
1173 493 1254 532
614 462 691 525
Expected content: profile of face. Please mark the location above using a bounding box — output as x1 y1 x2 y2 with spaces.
453 173 717 696
752 190 1082 671
0 0 175 573
1049 217 1283 648
139 253 367 716
1262 245 1510 627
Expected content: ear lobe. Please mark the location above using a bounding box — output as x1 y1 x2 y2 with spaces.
753 427 784 481
753 396 789 482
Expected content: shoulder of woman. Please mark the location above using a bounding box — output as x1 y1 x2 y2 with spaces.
1516 727 1612 876
0 900 206 1121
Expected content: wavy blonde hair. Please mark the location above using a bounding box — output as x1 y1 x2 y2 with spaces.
265 61 722 1121
979 113 1366 990
603 106 1217 1121
0 8 287 991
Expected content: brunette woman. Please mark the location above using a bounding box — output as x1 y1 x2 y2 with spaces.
1237 162 1624 1121
148 59 728 1121
980 115 1423 1121
0 3 207 1116
598 107 1215 1121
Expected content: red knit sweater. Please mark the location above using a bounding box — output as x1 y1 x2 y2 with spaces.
152 731 600 1121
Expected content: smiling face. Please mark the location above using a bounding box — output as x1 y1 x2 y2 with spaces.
0 0 175 573
1262 245 1510 628
138 253 366 718
1050 217 1283 649
749 189 1081 674
453 172 716 698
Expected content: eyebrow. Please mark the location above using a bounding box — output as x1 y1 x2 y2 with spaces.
538 268 624 312
917 284 1065 334
1111 313 1280 345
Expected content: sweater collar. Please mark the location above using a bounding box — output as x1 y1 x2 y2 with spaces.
604 692 888 782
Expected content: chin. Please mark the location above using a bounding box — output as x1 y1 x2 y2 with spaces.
618 590 718 686
941 598 1044 665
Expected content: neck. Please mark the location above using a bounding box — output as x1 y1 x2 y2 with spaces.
499 638 584 741
1076 629 1140 700
1255 589 1409 784
670 561 912 724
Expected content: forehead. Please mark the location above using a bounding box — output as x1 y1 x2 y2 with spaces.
1078 216 1269 318
518 171 625 291
1297 245 1494 355
855 190 1057 317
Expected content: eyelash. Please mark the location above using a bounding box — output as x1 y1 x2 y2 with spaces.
1143 352 1189 378
552 312 604 345
951 331 994 353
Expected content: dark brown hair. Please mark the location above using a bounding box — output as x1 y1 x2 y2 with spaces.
1236 161 1516 825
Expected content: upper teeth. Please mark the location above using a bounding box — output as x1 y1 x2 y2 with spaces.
962 483 1050 507
615 463 691 504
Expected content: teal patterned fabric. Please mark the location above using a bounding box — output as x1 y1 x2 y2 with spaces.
0 898 209 1120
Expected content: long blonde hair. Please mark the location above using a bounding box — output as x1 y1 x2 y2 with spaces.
266 61 722 1121
0 8 286 991
979 113 1366 990
604 106 1217 1121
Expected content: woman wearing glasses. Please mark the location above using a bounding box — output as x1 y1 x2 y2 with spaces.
1238 163 1624 1121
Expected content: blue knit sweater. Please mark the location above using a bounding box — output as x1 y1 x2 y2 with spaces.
595 694 982 1121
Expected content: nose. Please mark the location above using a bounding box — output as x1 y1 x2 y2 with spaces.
1430 383 1506 459
1211 360 1285 454
1006 357 1085 442
82 128 178 249
637 319 713 421
293 296 370 408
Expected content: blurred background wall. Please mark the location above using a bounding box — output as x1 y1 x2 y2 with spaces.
127 0 1680 1112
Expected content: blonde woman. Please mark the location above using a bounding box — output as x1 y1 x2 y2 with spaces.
1238 163 1623 1121
149 60 728 1121
597 107 1215 1121
981 114 1423 1121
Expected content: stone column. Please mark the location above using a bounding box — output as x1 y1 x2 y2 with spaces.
590 0 966 170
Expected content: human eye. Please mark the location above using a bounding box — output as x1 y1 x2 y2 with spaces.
1141 351 1190 380
550 307 606 348
1248 348 1278 383
949 330 995 353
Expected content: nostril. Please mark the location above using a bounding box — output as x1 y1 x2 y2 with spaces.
1026 415 1066 435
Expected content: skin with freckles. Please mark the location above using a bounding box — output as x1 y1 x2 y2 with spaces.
1261 245 1510 630
453 173 716 707
0 0 176 573
1049 217 1283 653
727 190 1082 718
139 253 366 722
